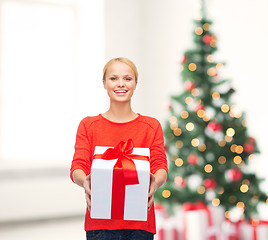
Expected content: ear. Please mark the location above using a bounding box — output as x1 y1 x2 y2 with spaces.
103 79 107 89
134 80 137 90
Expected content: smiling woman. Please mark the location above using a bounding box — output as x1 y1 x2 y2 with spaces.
70 57 168 239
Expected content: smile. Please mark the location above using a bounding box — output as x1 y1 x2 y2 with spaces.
114 90 128 94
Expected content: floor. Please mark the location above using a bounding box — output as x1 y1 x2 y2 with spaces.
0 217 86 240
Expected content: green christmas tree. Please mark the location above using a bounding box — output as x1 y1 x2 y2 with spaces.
155 1 267 220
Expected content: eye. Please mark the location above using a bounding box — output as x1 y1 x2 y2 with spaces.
125 77 132 81
110 77 117 81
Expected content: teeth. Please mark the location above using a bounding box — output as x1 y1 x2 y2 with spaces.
115 90 127 93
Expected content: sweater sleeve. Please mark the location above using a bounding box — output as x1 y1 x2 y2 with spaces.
150 121 168 175
70 119 91 182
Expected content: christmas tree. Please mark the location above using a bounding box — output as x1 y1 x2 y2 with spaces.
155 1 267 220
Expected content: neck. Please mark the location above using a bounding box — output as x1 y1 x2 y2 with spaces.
103 101 138 123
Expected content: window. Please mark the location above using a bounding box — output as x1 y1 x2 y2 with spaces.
0 0 105 169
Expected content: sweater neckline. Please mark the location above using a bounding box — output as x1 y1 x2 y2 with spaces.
99 113 141 125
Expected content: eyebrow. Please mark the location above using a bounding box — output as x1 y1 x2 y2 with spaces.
108 74 134 77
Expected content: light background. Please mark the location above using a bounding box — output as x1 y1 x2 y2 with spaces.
0 0 267 224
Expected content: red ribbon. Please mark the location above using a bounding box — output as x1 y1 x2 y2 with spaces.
226 219 268 240
250 220 268 240
183 201 212 240
93 139 149 220
158 228 179 240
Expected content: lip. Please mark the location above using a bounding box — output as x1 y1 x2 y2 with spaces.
114 90 128 94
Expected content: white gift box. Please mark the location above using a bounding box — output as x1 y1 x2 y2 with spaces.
184 209 209 240
238 221 268 240
183 203 220 240
220 220 239 240
155 217 180 240
90 146 150 221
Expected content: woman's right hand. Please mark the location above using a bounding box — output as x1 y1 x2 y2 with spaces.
83 174 91 211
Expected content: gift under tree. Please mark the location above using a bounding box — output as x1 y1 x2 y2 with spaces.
155 0 267 222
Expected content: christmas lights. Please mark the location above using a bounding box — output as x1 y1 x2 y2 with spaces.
195 27 203 35
212 198 220 206
175 158 183 167
204 164 213 173
207 67 217 76
242 179 250 185
169 116 177 124
203 23 210 31
181 110 189 119
217 188 224 194
236 145 243 154
191 138 200 147
175 140 183 148
186 122 195 131
230 144 237 152
240 184 249 193
225 135 233 142
216 63 224 70
218 156 226 164
226 128 235 137
188 63 197 71
170 122 178 130
198 144 206 152
185 96 193 105
207 54 214 62
162 190 171 198
197 109 205 118
233 156 242 165
197 186 206 194
191 88 200 96
173 128 182 136
218 139 226 147
212 92 220 99
221 104 229 113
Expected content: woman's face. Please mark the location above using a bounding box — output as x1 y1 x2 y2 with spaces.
103 61 137 103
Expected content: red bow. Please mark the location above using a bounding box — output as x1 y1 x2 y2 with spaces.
101 139 141 185
93 139 149 220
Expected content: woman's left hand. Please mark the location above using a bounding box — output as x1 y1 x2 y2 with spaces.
147 169 168 212
148 173 158 211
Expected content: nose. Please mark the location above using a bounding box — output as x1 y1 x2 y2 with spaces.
118 78 125 87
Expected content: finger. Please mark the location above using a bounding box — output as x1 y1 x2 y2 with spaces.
148 186 154 196
85 193 91 210
148 196 154 211
85 187 91 196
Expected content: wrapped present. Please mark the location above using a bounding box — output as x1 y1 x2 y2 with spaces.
238 220 268 240
221 219 240 240
183 201 219 240
155 203 169 219
90 139 150 221
155 217 180 240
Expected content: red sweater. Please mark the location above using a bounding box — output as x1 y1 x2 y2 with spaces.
70 114 167 233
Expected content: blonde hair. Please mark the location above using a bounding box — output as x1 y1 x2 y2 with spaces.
103 57 138 82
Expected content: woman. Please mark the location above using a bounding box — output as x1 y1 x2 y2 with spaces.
70 57 168 240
